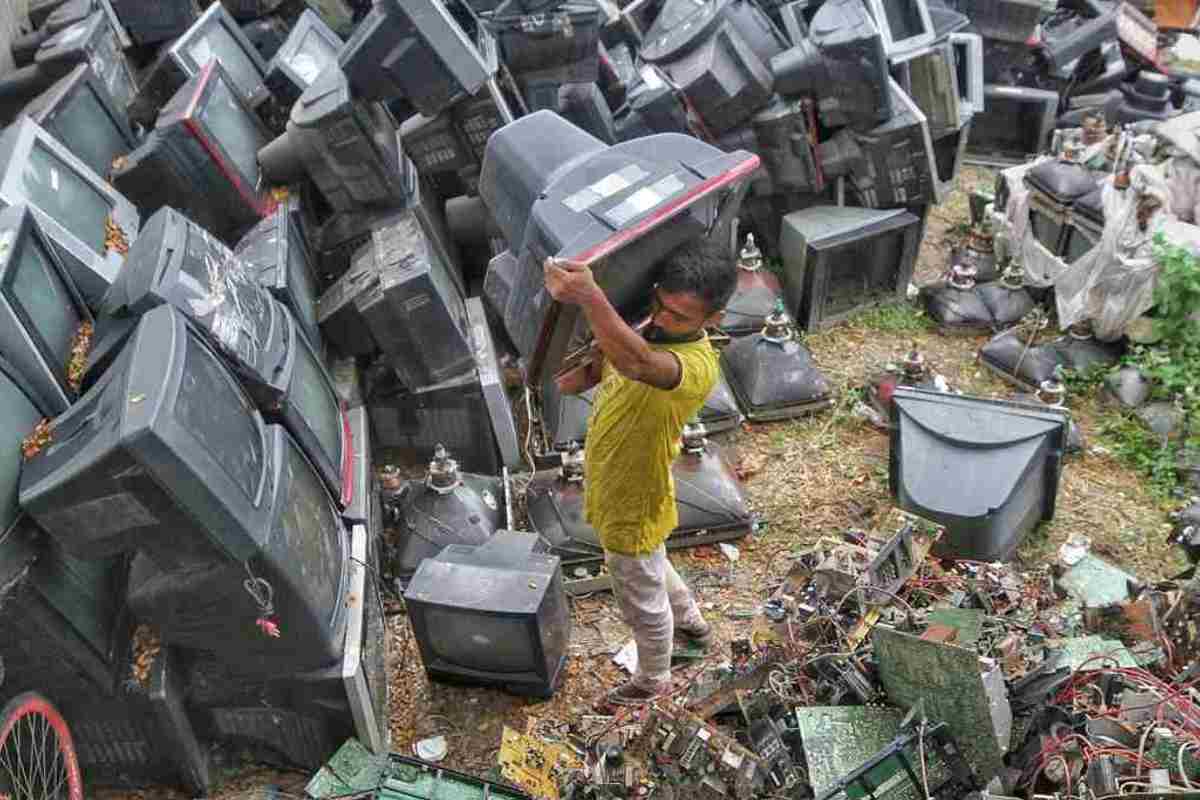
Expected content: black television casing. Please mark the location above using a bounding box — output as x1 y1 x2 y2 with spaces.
19 304 279 570
0 117 140 307
889 387 1068 562
108 0 199 45
0 204 94 415
21 63 135 181
779 205 921 330
101 207 351 506
35 10 138 112
125 423 351 672
404 531 570 698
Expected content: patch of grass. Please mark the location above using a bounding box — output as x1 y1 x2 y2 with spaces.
1096 410 1192 501
1062 363 1111 396
855 303 934 335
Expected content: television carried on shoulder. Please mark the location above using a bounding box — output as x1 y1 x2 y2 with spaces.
0 204 94 415
128 1 269 128
20 63 135 181
0 116 140 307
102 206 352 506
404 530 571 698
124 423 351 671
19 303 279 570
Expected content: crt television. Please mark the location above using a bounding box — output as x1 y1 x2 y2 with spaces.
234 203 323 351
102 207 352 506
128 1 268 128
19 303 280 571
404 530 571 698
779 205 922 329
21 62 135 180
0 355 125 703
264 9 343 107
125 422 351 672
0 116 140 307
35 10 138 113
144 60 274 244
0 204 93 415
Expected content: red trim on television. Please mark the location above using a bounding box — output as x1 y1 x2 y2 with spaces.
338 401 353 509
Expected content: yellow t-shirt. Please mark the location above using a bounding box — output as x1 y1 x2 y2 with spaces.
583 335 719 555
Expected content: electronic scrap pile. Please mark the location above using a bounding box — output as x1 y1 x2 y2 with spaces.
368 506 1198 800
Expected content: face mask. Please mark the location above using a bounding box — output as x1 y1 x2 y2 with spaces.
644 325 704 344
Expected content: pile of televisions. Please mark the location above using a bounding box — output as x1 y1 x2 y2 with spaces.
0 0 999 794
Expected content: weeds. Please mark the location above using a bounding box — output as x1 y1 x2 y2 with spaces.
1097 411 1193 500
855 303 934 334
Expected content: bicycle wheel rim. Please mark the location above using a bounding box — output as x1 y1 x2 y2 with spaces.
0 692 84 800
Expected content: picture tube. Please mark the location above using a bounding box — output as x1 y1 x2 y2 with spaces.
290 27 339 87
823 229 904 318
22 142 112 255
1065 228 1095 263
198 74 266 185
290 340 342 470
277 437 343 628
885 0 927 42
1030 210 1065 253
422 608 537 673
0 371 42 527
286 228 320 336
51 85 129 178
186 27 261 103
177 335 265 503
10 232 82 369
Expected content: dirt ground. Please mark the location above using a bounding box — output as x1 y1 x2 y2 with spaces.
110 168 1189 800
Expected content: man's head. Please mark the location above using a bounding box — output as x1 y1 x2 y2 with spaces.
647 237 737 342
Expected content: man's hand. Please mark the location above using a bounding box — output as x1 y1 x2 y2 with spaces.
544 258 602 307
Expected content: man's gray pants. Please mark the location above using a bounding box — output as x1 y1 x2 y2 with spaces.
605 544 705 691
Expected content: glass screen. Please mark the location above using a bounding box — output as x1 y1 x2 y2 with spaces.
285 228 320 337
187 26 261 103
422 607 536 673
277 437 343 628
290 27 338 87
177 335 265 502
0 371 42 529
50 84 128 178
1030 211 1064 254
10 233 82 369
1064 229 1095 263
197 74 265 186
290 339 342 471
22 142 112 255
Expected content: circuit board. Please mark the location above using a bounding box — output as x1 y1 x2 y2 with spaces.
641 703 763 799
498 726 585 800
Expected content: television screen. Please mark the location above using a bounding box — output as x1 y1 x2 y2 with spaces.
0 204 91 415
174 2 268 108
126 423 350 670
865 0 933 59
234 206 323 350
265 9 343 106
965 86 1057 166
108 0 198 45
404 531 570 697
19 303 277 570
22 63 134 180
284 324 350 506
0 117 137 306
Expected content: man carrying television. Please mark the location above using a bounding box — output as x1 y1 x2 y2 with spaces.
544 237 737 705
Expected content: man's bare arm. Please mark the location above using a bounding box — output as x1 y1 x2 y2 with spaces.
544 260 681 390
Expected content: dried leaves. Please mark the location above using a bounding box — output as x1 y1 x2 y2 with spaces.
21 418 53 460
105 215 130 257
130 624 162 689
66 320 93 394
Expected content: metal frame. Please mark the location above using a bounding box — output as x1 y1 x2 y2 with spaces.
949 32 984 115
865 0 934 63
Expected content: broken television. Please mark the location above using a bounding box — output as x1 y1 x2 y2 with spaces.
779 206 922 330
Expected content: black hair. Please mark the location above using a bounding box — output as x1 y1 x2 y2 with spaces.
657 236 737 313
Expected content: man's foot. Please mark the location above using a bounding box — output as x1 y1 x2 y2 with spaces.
606 679 670 707
675 618 713 648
